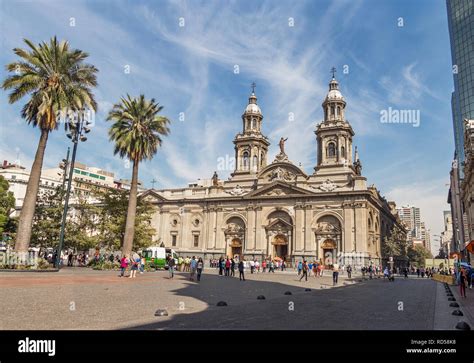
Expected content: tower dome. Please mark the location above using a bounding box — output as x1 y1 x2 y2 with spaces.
244 92 262 115
326 78 345 101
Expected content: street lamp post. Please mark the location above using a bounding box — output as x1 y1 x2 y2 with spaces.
59 147 70 191
56 113 91 269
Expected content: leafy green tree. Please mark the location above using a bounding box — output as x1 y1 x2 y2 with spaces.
95 188 156 252
30 187 64 248
107 94 170 256
407 244 433 267
2 37 98 253
382 225 408 262
64 196 101 251
0 175 15 236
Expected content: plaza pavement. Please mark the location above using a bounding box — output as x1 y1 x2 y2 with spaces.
0 268 471 330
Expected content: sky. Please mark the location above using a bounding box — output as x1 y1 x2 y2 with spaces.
0 0 455 254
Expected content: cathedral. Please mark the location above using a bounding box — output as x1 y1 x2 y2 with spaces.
143 75 405 267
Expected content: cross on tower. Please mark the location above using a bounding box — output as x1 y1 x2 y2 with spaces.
151 178 157 189
251 82 256 94
330 67 337 79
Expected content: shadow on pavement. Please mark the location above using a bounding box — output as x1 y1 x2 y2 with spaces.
123 272 435 330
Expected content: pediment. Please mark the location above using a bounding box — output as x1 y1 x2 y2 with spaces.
258 162 308 182
138 190 167 202
266 218 293 230
245 181 315 198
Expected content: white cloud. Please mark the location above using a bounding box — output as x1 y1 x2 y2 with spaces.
385 178 451 254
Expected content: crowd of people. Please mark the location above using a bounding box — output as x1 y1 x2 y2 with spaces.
43 248 474 298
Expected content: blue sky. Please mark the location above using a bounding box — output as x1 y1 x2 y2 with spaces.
0 0 454 252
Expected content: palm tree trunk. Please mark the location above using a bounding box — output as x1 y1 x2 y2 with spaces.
122 158 139 257
15 128 49 254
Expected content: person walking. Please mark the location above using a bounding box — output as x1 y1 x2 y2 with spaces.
225 258 231 276
140 255 145 274
262 260 267 273
196 257 204 281
333 262 339 285
312 261 318 277
297 260 302 276
238 260 245 281
346 264 352 279
469 268 474 289
460 267 467 298
129 254 140 278
190 256 197 281
299 260 308 282
120 255 129 277
250 259 255 274
168 255 175 279
230 258 236 277
218 257 224 276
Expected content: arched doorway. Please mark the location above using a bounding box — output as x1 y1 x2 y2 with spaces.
230 238 242 260
321 239 337 265
265 210 293 261
273 234 288 259
224 217 246 260
314 214 342 266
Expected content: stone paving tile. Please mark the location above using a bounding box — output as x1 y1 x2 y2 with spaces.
0 268 444 330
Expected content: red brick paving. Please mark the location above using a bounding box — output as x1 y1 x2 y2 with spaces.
0 273 158 287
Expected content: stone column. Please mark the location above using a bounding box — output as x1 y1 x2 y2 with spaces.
295 205 304 252
158 209 165 244
304 206 312 253
255 206 262 251
247 207 256 252
215 208 224 250
354 202 367 253
343 204 353 252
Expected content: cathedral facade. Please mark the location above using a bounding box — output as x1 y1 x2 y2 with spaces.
143 76 404 267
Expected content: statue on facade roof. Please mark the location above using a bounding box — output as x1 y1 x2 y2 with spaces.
212 171 218 186
279 137 288 155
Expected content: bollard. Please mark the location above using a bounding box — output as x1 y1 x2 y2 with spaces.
154 309 169 317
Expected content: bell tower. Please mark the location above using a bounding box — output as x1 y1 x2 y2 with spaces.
232 83 270 177
314 70 356 174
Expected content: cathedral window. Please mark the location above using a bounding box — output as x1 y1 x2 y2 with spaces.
341 146 346 158
327 142 336 158
242 151 250 170
253 155 258 171
193 234 199 247
172 234 177 246
331 105 335 117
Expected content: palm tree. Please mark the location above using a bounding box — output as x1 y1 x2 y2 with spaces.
2 36 98 254
107 94 170 256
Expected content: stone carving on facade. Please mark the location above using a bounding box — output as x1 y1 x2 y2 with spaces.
314 179 338 192
315 221 340 234
225 222 243 234
226 184 247 196
265 187 294 196
273 152 289 163
268 167 295 182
